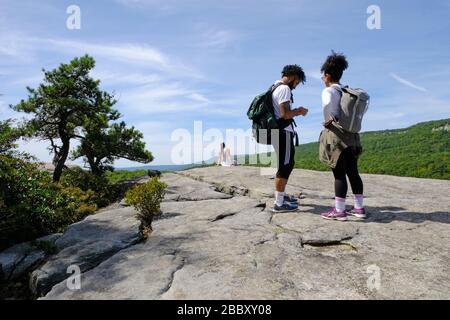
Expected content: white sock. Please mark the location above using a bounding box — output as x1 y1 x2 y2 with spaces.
354 194 364 209
335 197 346 212
275 191 285 206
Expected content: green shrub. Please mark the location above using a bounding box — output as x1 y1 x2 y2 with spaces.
0 155 97 250
60 167 119 207
124 177 167 239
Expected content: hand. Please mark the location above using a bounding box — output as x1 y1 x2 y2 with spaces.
296 107 308 116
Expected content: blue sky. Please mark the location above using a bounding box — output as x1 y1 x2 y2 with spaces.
1 0 449 166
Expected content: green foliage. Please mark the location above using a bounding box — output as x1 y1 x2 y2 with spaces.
105 169 148 184
30 239 58 255
12 55 120 182
60 167 119 207
0 119 31 156
242 119 450 180
0 119 18 154
0 155 97 250
124 177 167 239
71 121 153 175
355 119 450 179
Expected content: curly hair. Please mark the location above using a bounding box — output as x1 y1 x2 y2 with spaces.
320 51 348 82
281 64 306 84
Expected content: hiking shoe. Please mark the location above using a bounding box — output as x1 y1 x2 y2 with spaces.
347 207 366 219
321 207 347 221
284 194 298 204
272 202 298 213
274 199 298 207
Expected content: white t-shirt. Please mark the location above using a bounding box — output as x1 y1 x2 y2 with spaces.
272 80 294 132
321 83 342 122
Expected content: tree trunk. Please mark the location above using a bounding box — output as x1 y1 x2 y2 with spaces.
86 153 102 176
53 138 70 182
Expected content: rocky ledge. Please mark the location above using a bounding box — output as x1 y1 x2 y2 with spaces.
2 166 449 299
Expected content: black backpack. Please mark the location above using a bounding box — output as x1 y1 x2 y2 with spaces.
247 83 297 145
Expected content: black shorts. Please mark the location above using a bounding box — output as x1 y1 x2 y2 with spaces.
272 130 295 179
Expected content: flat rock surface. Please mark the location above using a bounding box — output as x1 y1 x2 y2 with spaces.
30 207 141 296
41 166 450 299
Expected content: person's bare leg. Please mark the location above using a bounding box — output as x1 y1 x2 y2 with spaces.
275 177 288 192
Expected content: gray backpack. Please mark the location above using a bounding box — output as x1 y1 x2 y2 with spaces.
334 86 370 133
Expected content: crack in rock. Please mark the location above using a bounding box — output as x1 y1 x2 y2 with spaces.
210 211 239 222
300 235 358 251
211 203 266 223
255 233 278 246
213 185 249 197
159 256 186 297
174 172 249 197
255 202 267 209
273 224 302 235
6 253 30 282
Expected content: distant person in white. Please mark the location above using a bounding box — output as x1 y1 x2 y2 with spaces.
217 142 235 167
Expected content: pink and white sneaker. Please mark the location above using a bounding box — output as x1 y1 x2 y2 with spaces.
347 207 366 219
321 207 347 221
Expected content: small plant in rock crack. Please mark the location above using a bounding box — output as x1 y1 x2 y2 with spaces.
124 177 167 240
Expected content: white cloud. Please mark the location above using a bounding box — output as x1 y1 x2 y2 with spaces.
0 32 35 62
90 70 161 86
40 38 169 67
201 29 237 48
0 35 203 79
118 82 211 114
192 23 240 49
389 72 428 92
12 74 44 86
188 93 211 104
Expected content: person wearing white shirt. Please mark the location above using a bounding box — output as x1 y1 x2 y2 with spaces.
318 51 366 221
216 142 235 167
270 65 309 213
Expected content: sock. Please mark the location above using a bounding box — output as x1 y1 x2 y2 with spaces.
354 194 364 209
275 191 285 206
335 197 346 212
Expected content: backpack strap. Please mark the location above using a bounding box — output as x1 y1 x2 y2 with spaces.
270 82 297 129
268 82 285 93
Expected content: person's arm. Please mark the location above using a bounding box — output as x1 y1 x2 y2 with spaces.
323 88 341 120
280 102 308 119
322 88 340 127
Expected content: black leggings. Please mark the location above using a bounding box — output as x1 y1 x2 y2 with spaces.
332 147 363 198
